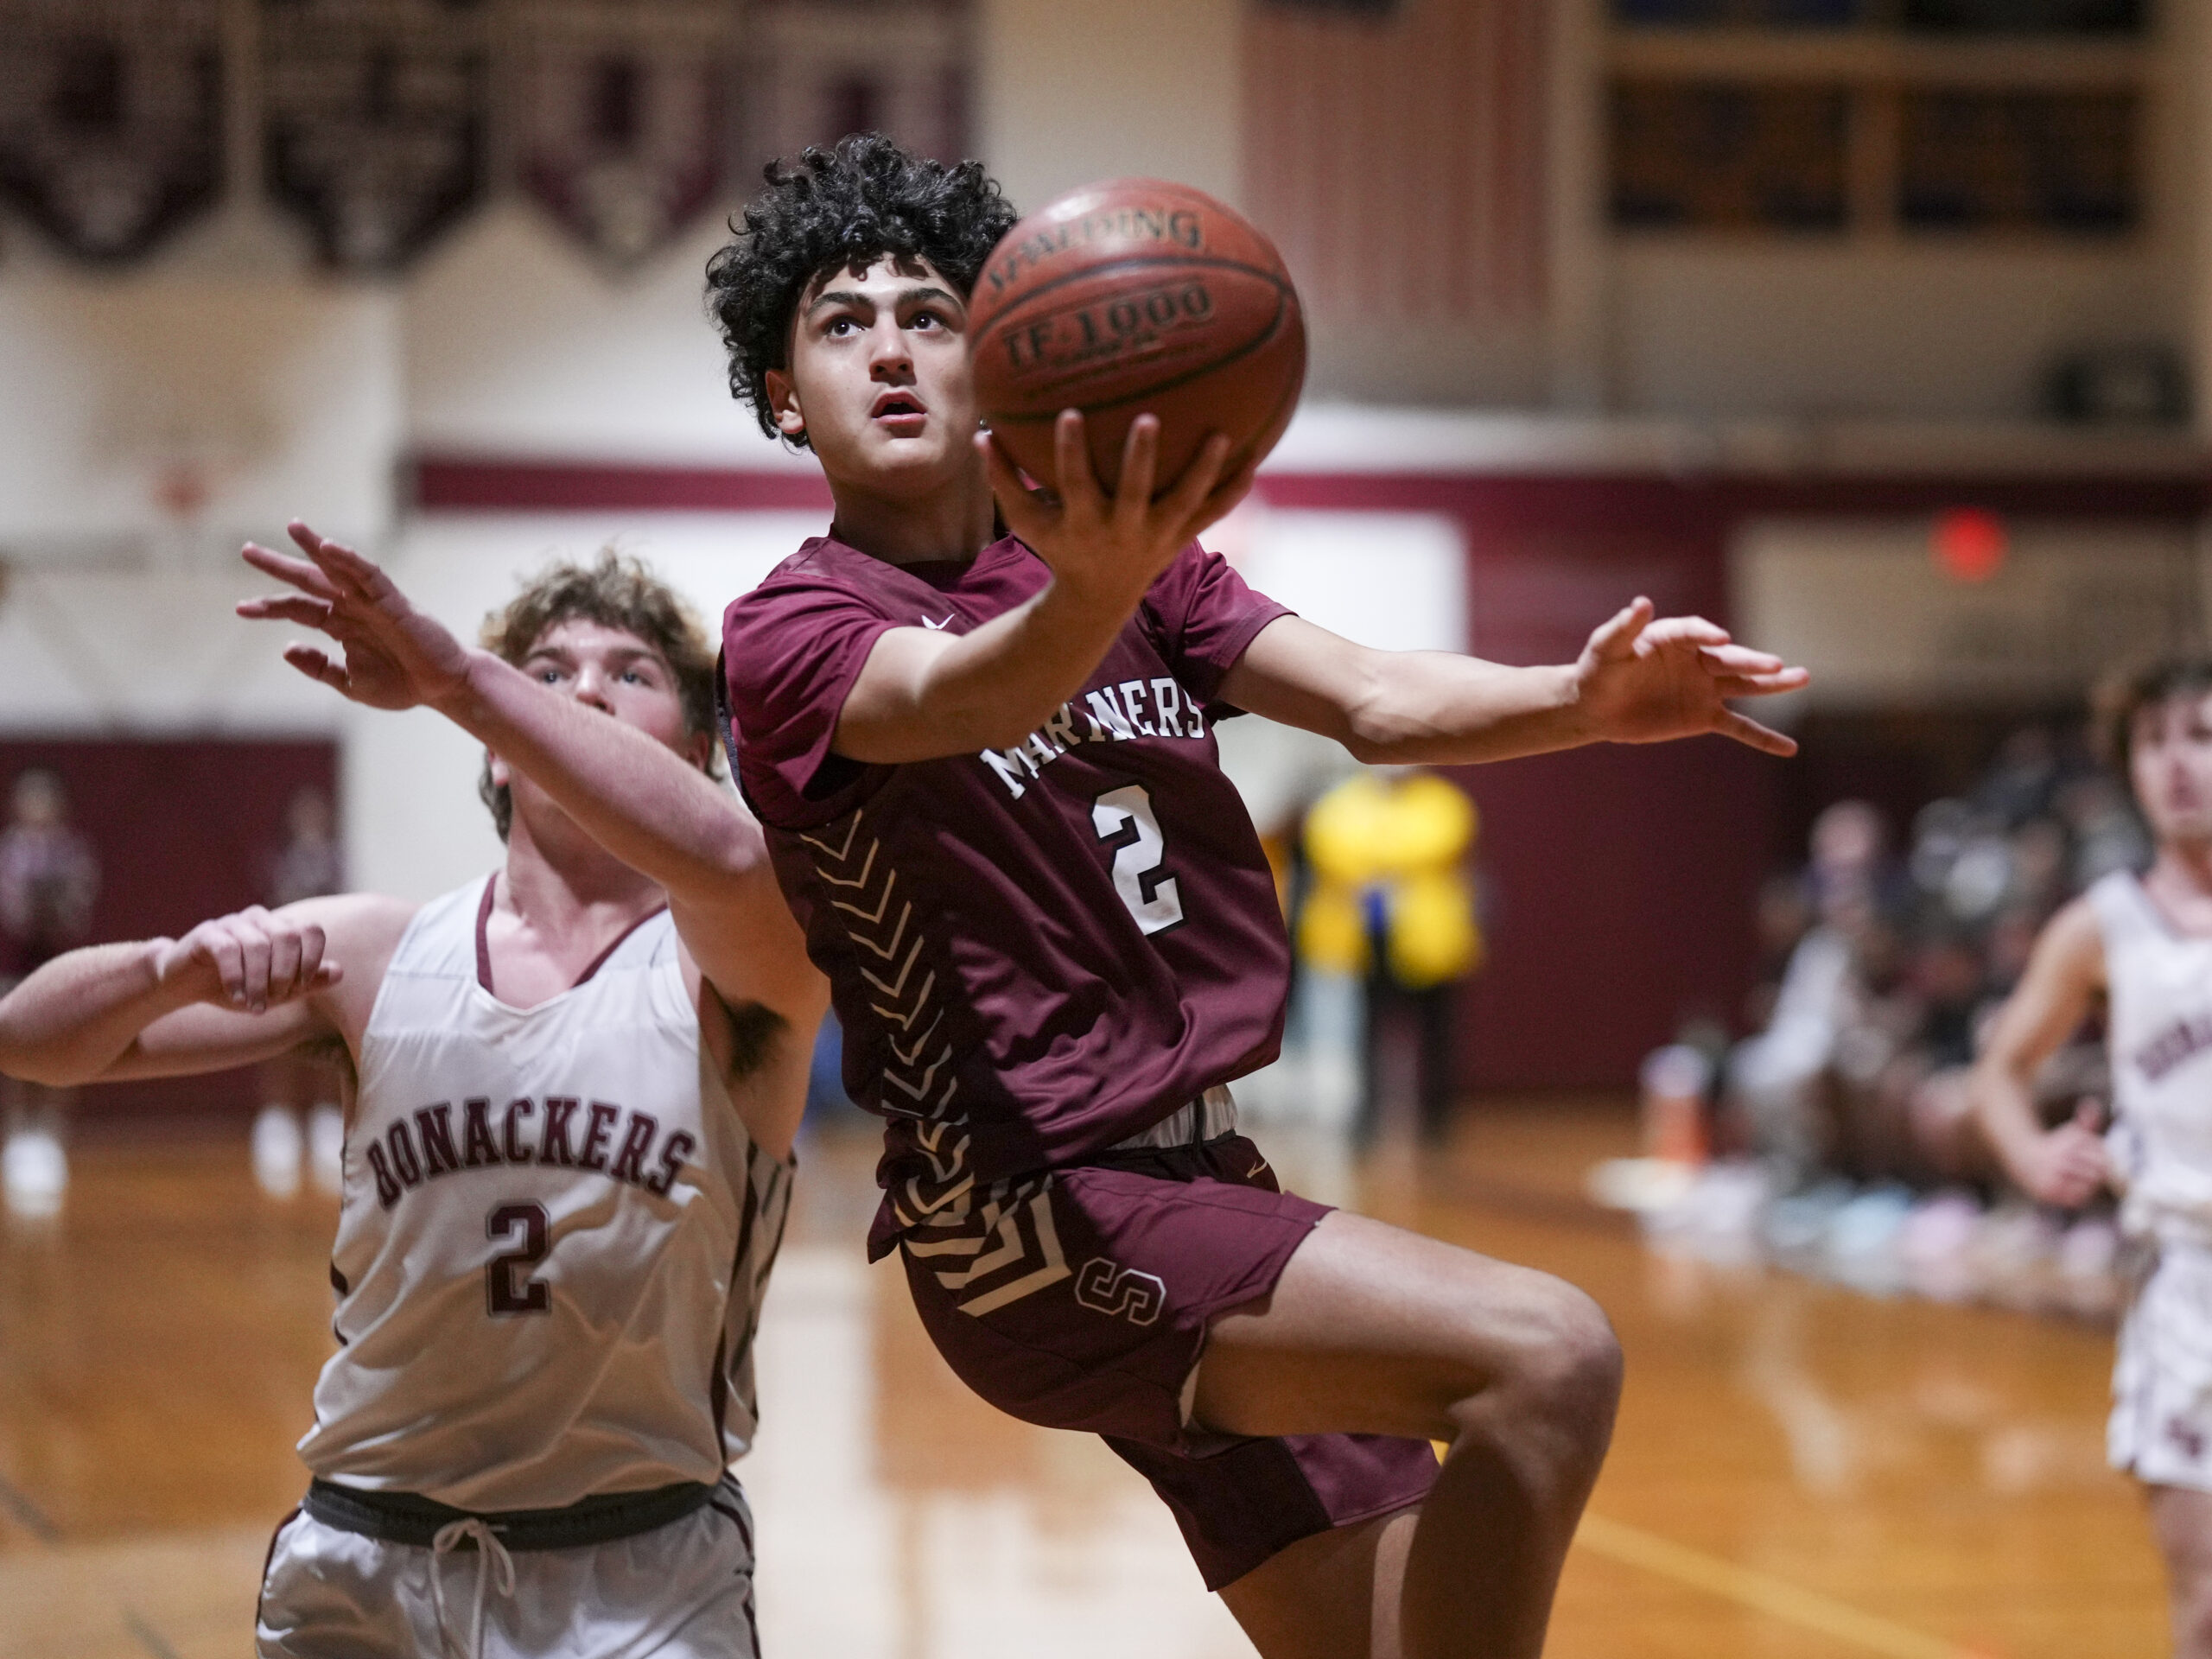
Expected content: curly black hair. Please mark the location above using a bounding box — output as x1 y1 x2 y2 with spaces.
705 133 1019 448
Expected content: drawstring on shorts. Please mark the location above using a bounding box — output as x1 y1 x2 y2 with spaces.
429 1516 517 1659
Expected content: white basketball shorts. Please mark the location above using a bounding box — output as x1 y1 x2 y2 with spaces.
255 1473 758 1658
2111 1241 2212 1493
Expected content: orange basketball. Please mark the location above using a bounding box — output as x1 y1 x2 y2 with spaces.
968 179 1306 497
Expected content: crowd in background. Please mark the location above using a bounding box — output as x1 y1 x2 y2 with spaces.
1656 722 2151 1316
1730 724 2145 1187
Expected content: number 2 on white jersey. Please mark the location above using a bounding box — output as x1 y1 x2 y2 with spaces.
486 1202 551 1316
1092 783 1184 936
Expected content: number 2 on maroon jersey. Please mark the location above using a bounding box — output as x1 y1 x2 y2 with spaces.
486 1202 551 1315
1092 784 1184 936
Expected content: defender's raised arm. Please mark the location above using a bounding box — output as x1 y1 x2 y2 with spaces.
238 524 817 1018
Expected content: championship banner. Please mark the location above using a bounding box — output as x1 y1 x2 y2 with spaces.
0 0 224 263
261 0 489 273
518 2 733 268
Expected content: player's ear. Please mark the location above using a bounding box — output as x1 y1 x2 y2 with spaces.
487 750 511 791
684 729 715 774
765 368 805 441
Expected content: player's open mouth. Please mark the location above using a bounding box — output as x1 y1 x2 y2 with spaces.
872 391 928 430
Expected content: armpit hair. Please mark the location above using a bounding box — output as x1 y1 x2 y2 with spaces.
292 1029 357 1092
707 983 790 1083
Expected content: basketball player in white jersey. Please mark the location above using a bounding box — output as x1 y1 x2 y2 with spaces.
0 550 823 1657
1974 658 2212 1656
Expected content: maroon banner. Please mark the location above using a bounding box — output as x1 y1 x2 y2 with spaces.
741 0 969 172
518 3 732 267
0 0 225 263
260 0 489 272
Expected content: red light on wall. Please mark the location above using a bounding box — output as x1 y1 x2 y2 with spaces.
1932 507 2007 582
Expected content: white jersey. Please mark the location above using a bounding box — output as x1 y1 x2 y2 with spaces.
2091 871 2212 1249
298 877 791 1512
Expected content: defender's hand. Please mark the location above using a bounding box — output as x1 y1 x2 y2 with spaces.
2014 1102 2112 1209
981 411 1248 607
1571 598 1809 757
238 521 473 712
154 906 340 1016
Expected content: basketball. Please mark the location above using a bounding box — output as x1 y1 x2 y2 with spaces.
967 178 1306 497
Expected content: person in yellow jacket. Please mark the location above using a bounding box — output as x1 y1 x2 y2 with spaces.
1300 767 1482 1142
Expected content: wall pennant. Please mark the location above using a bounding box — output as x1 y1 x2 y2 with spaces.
261 0 489 273
739 0 969 178
518 2 734 269
0 0 225 264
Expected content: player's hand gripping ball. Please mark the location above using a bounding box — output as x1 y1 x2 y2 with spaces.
968 179 1306 497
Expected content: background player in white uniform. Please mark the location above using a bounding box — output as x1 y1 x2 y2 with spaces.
1974 657 2212 1657
0 548 824 1658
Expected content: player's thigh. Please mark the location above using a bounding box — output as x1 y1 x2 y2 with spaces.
1217 1505 1418 1659
650 1516 760 1659
572 1484 760 1659
1192 1209 1618 1443
257 1514 435 1656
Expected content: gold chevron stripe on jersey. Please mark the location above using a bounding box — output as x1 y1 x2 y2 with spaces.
804 809 1075 1318
803 809 971 1229
902 1175 1073 1318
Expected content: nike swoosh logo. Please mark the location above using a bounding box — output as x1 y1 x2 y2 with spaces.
922 613 956 630
1243 1159 1269 1179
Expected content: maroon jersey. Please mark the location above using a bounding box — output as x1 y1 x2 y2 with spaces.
722 533 1293 1240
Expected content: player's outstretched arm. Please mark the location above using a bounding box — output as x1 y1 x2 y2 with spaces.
238 524 814 997
1969 897 2113 1207
833 412 1248 764
1219 598 1810 766
0 899 375 1086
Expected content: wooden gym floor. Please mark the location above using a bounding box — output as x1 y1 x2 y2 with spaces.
0 1098 2164 1657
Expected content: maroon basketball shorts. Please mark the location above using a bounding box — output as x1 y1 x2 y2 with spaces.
896 1132 1440 1590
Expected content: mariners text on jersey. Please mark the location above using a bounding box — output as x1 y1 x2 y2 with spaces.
980 675 1211 798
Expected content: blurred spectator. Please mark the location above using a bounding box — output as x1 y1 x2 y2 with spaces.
0 768 99 1216
1807 797 1892 917
0 768 99 975
1213 717 1361 1130
1300 767 1483 1143
1975 724 2062 829
1726 798 1898 1185
1742 870 1815 1035
2058 772 2151 887
267 783 343 908
253 785 345 1198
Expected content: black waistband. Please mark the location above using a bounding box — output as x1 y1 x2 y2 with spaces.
303 1478 714 1552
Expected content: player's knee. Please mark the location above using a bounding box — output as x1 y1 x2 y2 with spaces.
1530 1285 1623 1427
1478 1281 1622 1446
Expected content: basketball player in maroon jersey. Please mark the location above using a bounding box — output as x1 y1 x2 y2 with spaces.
255 137 1808 1659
